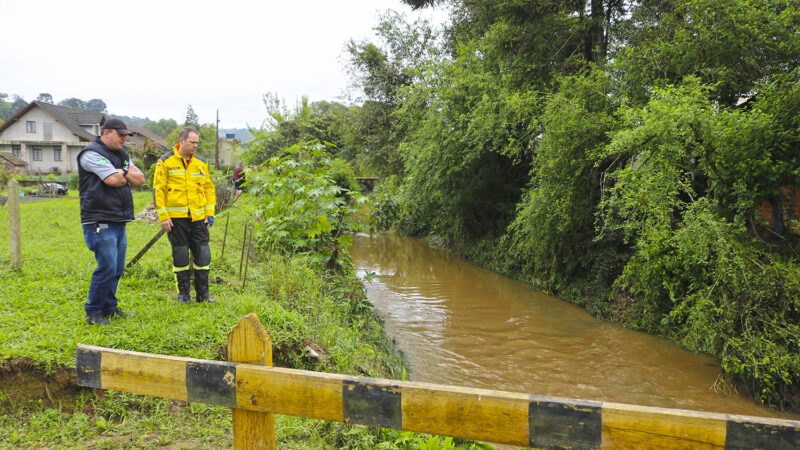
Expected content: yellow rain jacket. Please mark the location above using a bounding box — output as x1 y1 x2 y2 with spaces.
153 144 216 222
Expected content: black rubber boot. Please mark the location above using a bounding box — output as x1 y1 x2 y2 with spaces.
176 271 192 304
194 269 214 303
86 312 109 326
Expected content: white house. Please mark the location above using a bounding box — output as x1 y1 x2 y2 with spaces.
0 101 103 175
0 102 167 175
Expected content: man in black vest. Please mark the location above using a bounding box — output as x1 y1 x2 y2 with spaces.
78 118 146 325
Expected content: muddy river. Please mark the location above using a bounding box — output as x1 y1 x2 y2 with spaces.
351 233 799 420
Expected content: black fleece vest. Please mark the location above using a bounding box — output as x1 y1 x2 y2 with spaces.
78 137 134 224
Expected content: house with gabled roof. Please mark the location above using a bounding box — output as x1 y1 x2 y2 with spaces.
0 101 102 174
0 101 167 175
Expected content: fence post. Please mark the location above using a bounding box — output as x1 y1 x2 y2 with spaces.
8 180 22 269
227 313 275 449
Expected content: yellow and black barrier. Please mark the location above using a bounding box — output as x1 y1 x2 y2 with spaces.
77 314 800 449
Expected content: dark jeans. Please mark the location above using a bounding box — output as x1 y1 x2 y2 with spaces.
82 222 127 315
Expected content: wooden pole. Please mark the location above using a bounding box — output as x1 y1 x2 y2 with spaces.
126 229 166 269
239 222 248 277
221 213 230 260
227 313 275 449
242 224 253 289
8 180 22 269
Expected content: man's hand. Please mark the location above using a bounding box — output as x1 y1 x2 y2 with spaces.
160 218 173 232
205 216 214 228
125 164 146 187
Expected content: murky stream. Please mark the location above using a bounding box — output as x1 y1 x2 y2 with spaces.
351 233 799 420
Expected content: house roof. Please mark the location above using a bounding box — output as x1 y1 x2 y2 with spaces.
37 102 104 141
0 101 105 141
128 124 167 148
0 152 28 166
125 125 169 156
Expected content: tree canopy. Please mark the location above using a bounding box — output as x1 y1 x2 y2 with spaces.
352 0 800 410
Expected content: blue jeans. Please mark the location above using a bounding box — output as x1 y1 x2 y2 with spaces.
82 222 127 315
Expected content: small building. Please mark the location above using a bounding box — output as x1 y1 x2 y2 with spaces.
217 137 243 168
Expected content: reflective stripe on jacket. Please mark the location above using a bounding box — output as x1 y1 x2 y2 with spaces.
153 144 216 222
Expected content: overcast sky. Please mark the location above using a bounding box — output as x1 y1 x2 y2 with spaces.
0 0 447 129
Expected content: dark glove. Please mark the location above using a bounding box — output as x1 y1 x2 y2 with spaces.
206 216 214 228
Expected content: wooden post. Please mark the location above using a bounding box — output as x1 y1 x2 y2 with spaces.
220 212 230 260
126 229 165 269
227 313 275 449
8 179 22 269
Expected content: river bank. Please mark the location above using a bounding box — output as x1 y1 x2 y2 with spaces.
0 194 410 448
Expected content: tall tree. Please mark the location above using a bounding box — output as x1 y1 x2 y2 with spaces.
613 0 800 105
344 10 440 175
144 118 179 137
184 104 199 128
58 98 86 110
85 98 107 113
401 0 443 9
36 93 53 104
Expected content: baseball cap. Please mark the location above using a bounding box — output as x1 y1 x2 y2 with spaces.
100 117 134 136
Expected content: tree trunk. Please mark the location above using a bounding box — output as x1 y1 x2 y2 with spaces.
590 0 606 64
770 196 785 236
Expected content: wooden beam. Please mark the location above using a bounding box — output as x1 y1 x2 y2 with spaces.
76 344 800 448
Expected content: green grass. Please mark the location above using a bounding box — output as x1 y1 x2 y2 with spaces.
0 192 446 449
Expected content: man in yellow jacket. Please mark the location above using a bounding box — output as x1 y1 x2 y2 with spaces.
153 128 216 303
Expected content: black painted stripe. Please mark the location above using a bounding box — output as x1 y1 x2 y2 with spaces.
76 347 101 389
186 361 237 408
342 379 402 429
726 418 800 450
529 395 602 449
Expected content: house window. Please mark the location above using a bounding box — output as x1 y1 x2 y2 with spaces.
53 146 62 161
26 121 36 133
43 122 53 140
11 144 21 157
31 146 42 161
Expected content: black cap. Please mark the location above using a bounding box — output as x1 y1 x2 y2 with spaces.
100 117 133 136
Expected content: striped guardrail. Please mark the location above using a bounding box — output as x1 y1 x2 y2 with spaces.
76 314 799 449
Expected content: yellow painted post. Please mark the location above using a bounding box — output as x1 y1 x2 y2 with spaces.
228 313 275 449
8 179 22 269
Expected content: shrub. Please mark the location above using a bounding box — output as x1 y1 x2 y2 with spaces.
249 141 367 269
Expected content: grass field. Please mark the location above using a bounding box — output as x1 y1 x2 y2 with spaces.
0 191 420 449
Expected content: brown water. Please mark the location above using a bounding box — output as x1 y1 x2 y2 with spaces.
351 233 799 420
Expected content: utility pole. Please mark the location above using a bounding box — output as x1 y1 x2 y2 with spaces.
215 109 220 168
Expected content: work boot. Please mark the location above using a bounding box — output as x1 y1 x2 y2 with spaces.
106 308 136 319
86 313 109 326
194 269 215 303
176 270 192 304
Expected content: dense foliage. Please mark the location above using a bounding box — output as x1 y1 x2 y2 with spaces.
359 0 800 410
249 142 366 269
